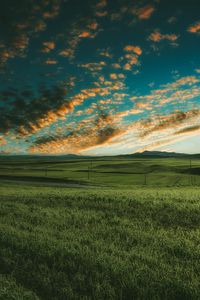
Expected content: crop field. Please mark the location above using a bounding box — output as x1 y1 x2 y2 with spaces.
0 156 200 299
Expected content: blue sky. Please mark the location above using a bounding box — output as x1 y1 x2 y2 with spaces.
0 0 200 155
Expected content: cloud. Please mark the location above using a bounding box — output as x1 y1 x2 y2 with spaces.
123 54 140 71
41 41 56 53
139 109 200 138
175 125 200 135
88 22 98 30
0 136 7 146
122 44 142 72
44 59 58 65
149 30 178 43
110 73 118 80
0 0 61 66
109 106 200 155
96 11 108 17
43 3 60 19
129 109 143 115
96 0 107 9
109 73 125 80
95 0 108 17
165 76 199 88
99 48 113 58
62 15 100 59
0 84 83 136
59 49 74 57
78 31 93 38
79 61 107 74
124 45 142 55
188 21 200 34
123 63 132 71
131 75 200 107
135 102 152 110
29 110 124 154
135 5 155 20
112 63 121 69
137 137 183 153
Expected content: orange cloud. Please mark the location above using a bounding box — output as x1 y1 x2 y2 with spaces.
18 99 83 137
59 49 74 57
139 109 200 138
110 73 118 80
42 41 56 52
123 54 139 71
80 61 106 73
44 59 58 65
95 0 108 17
96 11 108 17
130 75 200 114
136 5 155 20
13 34 29 50
79 31 92 38
149 30 178 43
109 73 125 80
130 109 143 115
188 22 200 33
43 4 60 19
0 136 6 146
112 63 121 69
124 45 142 55
123 63 132 71
88 22 98 30
124 54 139 65
29 111 125 154
135 102 152 110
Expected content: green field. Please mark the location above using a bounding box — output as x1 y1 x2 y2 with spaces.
0 155 199 187
0 156 200 299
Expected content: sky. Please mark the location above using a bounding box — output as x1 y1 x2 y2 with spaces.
0 0 200 155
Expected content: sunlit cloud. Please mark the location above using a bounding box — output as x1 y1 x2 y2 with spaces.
59 49 74 57
124 45 142 55
0 0 61 66
95 0 108 17
0 136 7 146
175 125 200 135
1 0 200 155
29 110 124 154
44 59 58 64
134 5 155 20
188 21 200 34
149 30 178 43
41 41 56 53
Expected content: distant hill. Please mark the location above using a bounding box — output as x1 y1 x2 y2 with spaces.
0 151 199 160
117 151 197 159
133 151 188 157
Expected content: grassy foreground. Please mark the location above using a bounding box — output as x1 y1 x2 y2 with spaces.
0 183 200 299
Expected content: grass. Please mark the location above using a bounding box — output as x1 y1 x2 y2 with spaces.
0 156 200 188
1 181 200 299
